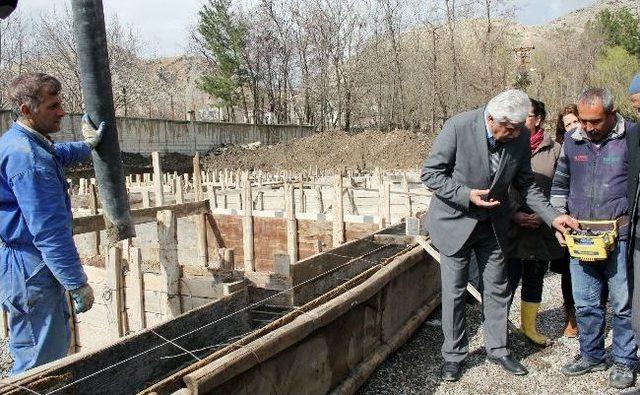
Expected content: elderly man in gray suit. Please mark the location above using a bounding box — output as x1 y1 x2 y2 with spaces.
422 89 578 381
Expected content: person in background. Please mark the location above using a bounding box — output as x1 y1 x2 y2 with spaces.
507 98 564 346
548 103 580 338
628 73 640 117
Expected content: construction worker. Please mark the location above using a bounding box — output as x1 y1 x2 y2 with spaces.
0 72 104 374
551 88 638 389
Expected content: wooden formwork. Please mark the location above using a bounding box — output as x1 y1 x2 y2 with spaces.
0 225 441 395
0 153 438 393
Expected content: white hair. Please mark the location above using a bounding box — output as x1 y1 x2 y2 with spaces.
486 89 530 124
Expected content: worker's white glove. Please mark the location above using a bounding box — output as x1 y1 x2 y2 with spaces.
70 283 95 314
81 114 105 149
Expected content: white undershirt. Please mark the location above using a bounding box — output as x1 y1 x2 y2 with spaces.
16 120 53 147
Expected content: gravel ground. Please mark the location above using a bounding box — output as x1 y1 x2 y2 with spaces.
0 339 12 378
361 272 639 395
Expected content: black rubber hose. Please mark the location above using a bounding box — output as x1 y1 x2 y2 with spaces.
72 0 135 242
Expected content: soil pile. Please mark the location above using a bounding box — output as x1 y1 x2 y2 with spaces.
204 129 436 172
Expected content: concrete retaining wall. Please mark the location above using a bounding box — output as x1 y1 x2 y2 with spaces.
0 110 314 155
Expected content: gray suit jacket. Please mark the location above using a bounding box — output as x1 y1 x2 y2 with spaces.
422 107 559 257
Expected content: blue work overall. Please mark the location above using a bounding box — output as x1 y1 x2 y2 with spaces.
0 122 91 374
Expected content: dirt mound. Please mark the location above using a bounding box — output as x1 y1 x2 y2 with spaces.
204 129 436 172
66 152 195 181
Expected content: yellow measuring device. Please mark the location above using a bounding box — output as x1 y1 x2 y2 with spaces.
564 220 618 262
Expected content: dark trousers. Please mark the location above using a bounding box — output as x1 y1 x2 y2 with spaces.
632 241 640 341
550 254 575 309
440 221 510 362
507 259 549 303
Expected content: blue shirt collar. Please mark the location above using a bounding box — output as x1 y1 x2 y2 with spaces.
15 120 53 147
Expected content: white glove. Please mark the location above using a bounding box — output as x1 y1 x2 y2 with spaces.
70 283 95 314
81 114 105 149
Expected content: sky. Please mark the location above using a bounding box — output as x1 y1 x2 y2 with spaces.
14 0 597 57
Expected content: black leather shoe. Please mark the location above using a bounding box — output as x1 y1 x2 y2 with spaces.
487 355 528 376
440 361 463 382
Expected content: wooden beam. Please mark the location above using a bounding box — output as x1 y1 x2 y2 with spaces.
129 247 146 332
205 213 223 269
152 152 164 207
73 200 209 235
142 189 151 208
193 154 208 267
242 172 255 272
105 245 124 338
384 181 391 226
332 172 345 247
402 172 412 217
193 153 203 201
88 184 101 256
207 185 218 209
175 176 184 204
285 183 298 265
65 292 78 354
157 210 181 318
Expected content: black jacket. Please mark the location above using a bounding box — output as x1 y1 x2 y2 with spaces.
626 119 640 259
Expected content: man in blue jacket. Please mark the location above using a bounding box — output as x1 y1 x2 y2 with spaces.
0 72 104 374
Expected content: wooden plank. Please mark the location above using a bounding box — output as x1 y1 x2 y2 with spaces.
193 153 203 201
297 180 306 212
152 152 164 207
402 172 412 217
105 245 124 338
65 292 78 354
207 185 217 209
194 155 209 267
157 210 181 318
142 189 151 208
88 184 101 256
378 171 386 229
242 172 255 272
315 187 324 213
73 200 210 235
128 247 146 331
285 183 298 265
175 176 184 204
0 310 8 339
332 173 345 247
205 213 223 269
384 182 391 226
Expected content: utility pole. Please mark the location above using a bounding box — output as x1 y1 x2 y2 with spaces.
72 0 135 242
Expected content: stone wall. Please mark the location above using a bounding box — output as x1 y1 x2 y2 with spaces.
0 110 314 154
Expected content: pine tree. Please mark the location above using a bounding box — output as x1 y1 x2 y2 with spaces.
197 0 249 112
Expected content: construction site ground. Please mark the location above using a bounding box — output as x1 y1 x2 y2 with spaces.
361 272 635 395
